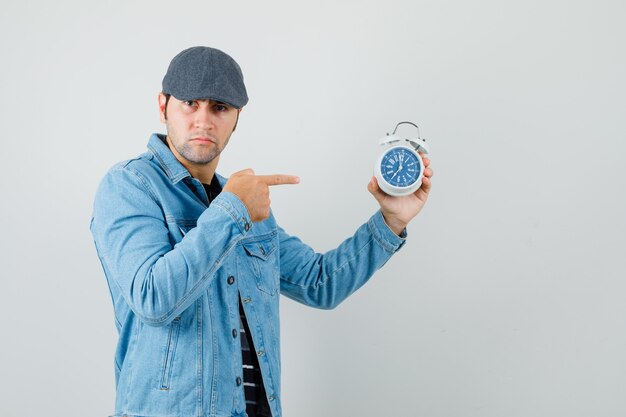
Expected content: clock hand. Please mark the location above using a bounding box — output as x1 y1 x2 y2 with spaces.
390 165 402 180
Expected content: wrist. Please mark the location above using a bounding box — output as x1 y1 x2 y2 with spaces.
381 213 407 236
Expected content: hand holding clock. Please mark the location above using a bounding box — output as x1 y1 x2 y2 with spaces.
368 153 433 236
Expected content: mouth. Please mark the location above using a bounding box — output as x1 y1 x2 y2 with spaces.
190 136 216 145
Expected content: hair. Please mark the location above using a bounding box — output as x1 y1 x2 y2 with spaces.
163 93 171 120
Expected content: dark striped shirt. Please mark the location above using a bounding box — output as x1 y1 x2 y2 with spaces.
239 299 272 417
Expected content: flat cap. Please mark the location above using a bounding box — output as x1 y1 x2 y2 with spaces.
162 46 248 109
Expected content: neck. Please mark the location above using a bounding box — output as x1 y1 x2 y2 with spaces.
184 161 218 185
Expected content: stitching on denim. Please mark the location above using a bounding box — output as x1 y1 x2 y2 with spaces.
212 198 245 233
328 235 375 278
150 144 191 183
278 235 372 290
108 181 243 325
154 197 245 323
241 235 277 259
117 165 160 205
208 291 219 414
280 218 396 292
367 216 399 253
195 299 203 416
239 229 277 244
144 235 241 325
279 264 311 290
245 293 279 402
147 142 175 181
160 317 181 390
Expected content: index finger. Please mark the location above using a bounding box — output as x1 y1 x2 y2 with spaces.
257 174 301 186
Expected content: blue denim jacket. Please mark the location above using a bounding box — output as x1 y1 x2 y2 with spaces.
90 134 406 417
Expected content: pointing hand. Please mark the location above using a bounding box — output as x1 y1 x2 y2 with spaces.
223 169 300 222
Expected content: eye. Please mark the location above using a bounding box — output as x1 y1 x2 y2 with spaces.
183 100 197 107
214 103 229 112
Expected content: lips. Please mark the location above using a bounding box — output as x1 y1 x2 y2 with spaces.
190 137 215 144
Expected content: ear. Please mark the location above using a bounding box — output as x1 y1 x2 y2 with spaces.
158 93 168 123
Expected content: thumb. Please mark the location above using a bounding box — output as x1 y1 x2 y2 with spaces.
368 176 386 203
233 168 255 176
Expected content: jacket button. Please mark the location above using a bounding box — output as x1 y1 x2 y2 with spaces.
257 350 265 357
227 276 235 285
236 376 242 386
232 328 238 338
244 222 250 232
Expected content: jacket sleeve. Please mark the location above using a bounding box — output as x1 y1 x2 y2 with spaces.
278 210 407 309
90 165 251 326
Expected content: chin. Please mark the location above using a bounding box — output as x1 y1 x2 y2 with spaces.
192 154 219 165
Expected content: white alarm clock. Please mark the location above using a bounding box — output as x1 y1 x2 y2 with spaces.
374 121 430 197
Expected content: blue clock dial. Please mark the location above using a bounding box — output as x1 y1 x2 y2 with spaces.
380 148 421 187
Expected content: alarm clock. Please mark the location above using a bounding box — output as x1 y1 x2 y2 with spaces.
374 121 430 197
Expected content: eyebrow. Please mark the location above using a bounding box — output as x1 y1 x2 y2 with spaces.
186 99 229 106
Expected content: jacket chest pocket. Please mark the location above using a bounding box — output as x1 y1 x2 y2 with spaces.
242 237 279 296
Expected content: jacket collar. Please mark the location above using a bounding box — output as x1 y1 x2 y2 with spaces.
147 133 192 184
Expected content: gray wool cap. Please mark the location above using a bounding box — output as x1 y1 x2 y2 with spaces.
162 46 248 109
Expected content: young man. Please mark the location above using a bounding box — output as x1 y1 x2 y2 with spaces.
90 46 433 417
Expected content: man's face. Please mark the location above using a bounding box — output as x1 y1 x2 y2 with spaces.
158 93 240 166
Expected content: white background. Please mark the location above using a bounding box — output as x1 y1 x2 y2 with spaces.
1 0 625 416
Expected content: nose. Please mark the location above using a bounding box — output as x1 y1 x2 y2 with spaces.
193 104 215 130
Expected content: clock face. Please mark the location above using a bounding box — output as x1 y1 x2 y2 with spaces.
380 147 421 188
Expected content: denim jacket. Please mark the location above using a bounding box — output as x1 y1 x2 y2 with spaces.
90 134 406 417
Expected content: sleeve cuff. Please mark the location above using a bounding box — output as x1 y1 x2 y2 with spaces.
211 191 253 234
367 210 407 253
